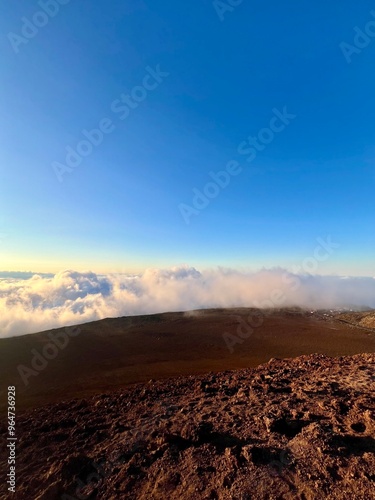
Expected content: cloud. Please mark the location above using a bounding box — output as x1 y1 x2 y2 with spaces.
0 267 375 338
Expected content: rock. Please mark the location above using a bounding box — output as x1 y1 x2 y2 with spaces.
3 353 374 500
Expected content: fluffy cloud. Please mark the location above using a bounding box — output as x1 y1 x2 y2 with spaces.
1 267 375 338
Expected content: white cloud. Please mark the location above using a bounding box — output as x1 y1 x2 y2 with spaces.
0 267 374 338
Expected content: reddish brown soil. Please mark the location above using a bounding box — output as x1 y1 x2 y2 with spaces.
1 353 374 500
0 308 374 412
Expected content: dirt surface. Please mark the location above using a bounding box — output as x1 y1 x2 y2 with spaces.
337 311 375 330
1 352 374 500
1 308 374 412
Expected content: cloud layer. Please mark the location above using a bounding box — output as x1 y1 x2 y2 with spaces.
1 267 375 338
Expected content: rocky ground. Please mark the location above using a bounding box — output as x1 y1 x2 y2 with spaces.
337 311 375 330
2 308 374 414
1 352 374 499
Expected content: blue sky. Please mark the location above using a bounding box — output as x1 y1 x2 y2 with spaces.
1 0 375 275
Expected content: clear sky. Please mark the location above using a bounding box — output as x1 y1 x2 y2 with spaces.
1 1 374 275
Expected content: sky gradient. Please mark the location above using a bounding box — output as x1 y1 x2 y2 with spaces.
1 1 375 276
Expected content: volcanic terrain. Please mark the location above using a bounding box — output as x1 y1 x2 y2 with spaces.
0 308 374 499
